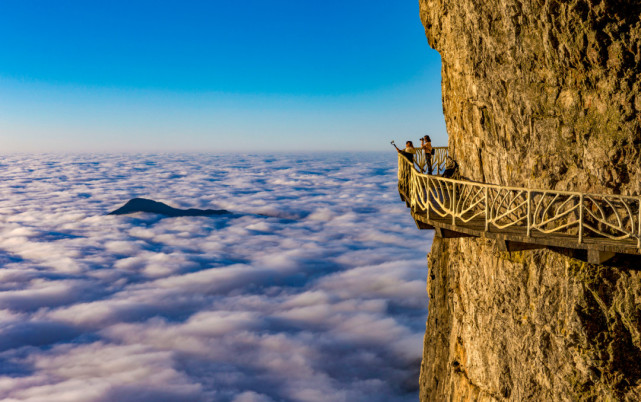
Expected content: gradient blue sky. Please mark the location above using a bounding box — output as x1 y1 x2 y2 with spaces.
0 0 446 153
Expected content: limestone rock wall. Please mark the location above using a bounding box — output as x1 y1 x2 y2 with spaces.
418 0 641 400
420 238 641 400
421 0 641 194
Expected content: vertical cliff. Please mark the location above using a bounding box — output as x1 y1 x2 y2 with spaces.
418 0 641 400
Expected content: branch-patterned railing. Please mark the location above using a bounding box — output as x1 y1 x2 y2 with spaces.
398 153 641 249
413 146 449 175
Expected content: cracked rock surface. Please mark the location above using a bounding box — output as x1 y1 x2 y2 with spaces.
418 0 641 400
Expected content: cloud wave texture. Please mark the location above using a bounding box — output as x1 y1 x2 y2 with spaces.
0 152 432 401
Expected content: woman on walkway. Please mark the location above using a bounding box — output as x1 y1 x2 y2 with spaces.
421 135 433 174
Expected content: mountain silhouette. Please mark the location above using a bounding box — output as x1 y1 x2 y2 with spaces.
108 198 230 217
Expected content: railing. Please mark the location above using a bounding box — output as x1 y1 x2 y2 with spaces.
398 153 641 249
413 146 449 175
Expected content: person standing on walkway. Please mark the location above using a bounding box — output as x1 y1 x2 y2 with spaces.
421 135 433 174
393 141 418 163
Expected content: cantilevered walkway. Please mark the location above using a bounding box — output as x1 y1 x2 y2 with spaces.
398 148 641 264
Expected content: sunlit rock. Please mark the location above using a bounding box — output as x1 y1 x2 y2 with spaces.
417 0 641 400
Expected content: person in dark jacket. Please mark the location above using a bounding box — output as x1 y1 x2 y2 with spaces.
442 157 459 178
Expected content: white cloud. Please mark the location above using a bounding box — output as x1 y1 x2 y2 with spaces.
0 152 431 401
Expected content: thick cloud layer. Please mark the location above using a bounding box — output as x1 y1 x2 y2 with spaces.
0 153 432 401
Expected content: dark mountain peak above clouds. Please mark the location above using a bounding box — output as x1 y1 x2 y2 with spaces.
108 198 230 217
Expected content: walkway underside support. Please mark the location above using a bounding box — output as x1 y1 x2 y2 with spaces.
588 249 616 265
496 239 547 253
411 211 630 264
415 220 434 230
434 227 474 239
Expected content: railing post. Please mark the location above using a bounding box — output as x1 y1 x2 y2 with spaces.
527 190 531 237
408 162 411 201
409 165 415 208
578 194 583 244
452 181 456 226
484 186 489 232
426 176 430 220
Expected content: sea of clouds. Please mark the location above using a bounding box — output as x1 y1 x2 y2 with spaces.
0 152 433 402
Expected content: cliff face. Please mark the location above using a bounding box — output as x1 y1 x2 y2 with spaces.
418 0 641 400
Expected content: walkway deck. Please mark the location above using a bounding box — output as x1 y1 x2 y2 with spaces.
397 151 641 264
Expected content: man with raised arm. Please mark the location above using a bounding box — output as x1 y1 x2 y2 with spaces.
393 140 417 163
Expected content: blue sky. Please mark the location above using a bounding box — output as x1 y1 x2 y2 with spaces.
0 0 446 152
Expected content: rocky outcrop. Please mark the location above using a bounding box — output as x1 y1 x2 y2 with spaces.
418 0 641 400
109 198 230 217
